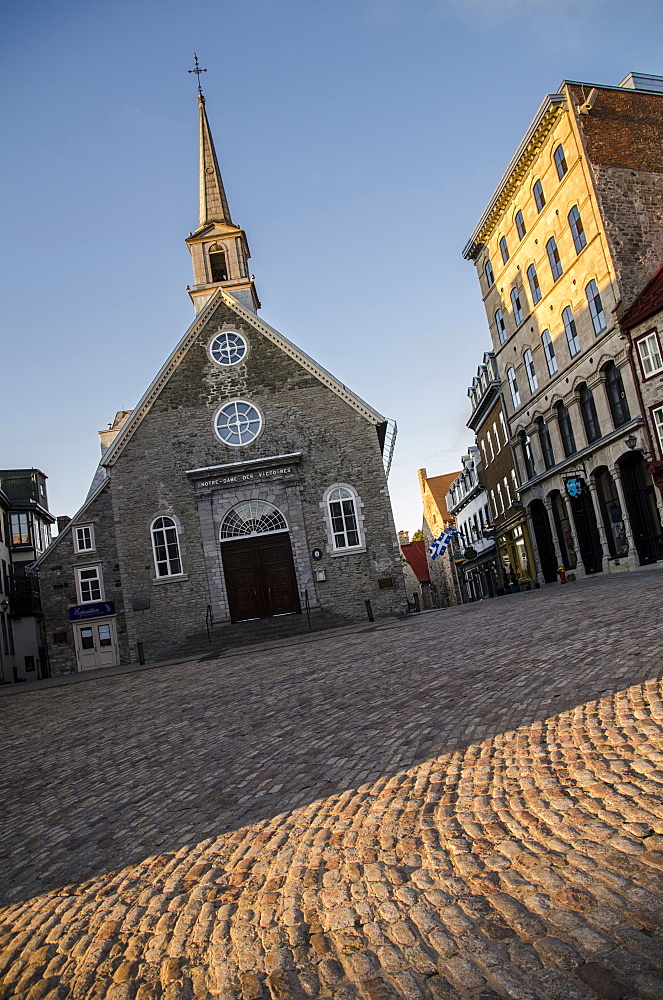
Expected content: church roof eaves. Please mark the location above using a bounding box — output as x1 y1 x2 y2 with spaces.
101 289 387 470
34 478 111 566
226 292 387 427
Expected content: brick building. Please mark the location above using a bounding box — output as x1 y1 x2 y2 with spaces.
466 354 539 588
36 92 403 674
463 72 663 580
619 265 663 554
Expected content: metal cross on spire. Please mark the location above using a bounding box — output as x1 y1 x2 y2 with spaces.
188 53 207 96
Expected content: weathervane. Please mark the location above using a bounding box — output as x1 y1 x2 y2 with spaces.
188 53 207 96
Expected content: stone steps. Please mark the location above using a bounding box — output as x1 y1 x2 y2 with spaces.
170 606 347 660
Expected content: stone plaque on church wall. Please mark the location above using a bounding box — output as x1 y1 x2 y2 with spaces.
186 453 302 493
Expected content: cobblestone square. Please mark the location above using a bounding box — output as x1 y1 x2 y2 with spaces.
2 571 663 1000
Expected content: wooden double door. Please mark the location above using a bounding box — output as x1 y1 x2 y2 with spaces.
221 533 301 623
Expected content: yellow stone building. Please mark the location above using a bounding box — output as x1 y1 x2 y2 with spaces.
464 73 663 580
417 468 462 605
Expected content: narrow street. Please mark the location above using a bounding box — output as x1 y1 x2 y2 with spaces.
2 570 663 1000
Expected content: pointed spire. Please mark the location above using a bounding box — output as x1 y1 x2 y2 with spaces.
198 93 232 227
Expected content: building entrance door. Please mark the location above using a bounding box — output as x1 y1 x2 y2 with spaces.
619 453 663 565
221 533 301 623
74 618 119 671
569 487 603 575
529 500 558 583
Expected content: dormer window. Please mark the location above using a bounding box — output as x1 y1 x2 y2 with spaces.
209 244 229 282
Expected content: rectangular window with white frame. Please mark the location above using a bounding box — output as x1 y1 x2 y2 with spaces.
653 405 663 454
492 421 501 452
76 566 103 604
74 524 95 553
499 410 508 446
637 331 663 379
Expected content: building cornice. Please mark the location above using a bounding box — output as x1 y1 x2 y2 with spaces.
467 380 501 432
462 94 567 261
517 416 644 492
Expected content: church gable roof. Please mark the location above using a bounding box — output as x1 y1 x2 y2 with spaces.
34 478 110 565
101 288 386 469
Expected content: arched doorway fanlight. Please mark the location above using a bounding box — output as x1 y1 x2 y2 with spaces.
220 500 287 540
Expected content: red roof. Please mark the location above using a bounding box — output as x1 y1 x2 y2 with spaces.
401 540 430 584
620 264 663 330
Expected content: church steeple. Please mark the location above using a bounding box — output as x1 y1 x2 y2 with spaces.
198 93 232 227
185 66 260 315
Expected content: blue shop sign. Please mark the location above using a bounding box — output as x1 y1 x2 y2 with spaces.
565 475 584 498
68 601 116 621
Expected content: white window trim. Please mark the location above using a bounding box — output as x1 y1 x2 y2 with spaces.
492 421 501 453
213 398 264 448
73 523 95 554
637 331 663 379
524 349 538 393
653 405 663 453
75 565 104 605
507 367 521 408
151 515 187 582
207 328 250 368
321 483 366 556
499 411 509 446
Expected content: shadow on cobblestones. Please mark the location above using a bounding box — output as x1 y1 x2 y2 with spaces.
1 571 663 999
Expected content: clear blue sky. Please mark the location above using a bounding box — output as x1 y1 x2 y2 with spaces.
2 0 662 533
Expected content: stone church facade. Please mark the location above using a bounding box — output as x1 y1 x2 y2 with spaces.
37 93 403 674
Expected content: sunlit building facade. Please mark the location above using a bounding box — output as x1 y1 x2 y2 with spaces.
463 73 663 580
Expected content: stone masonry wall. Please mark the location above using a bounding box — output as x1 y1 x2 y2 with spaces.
107 298 404 662
569 83 663 309
40 483 129 675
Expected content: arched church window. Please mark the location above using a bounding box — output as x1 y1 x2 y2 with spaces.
323 485 364 551
209 244 229 282
220 500 287 540
214 399 262 447
151 516 183 577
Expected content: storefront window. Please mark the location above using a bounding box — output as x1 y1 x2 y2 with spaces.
550 490 577 569
500 524 535 588
595 468 628 558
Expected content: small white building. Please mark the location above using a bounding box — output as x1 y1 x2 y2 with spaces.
446 448 499 600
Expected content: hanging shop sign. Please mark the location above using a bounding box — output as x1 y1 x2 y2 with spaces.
564 475 585 499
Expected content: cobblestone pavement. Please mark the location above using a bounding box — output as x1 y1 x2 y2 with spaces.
2 570 663 1000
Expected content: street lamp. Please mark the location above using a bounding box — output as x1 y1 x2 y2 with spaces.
625 434 637 450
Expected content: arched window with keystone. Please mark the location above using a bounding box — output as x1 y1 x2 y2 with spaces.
322 484 366 554
151 516 184 578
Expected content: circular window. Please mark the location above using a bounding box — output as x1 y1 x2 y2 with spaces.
209 330 248 366
215 399 262 447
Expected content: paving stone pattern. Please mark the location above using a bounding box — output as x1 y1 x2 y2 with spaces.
2 571 663 1000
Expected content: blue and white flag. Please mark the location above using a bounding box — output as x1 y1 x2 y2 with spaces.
429 531 450 560
429 527 462 560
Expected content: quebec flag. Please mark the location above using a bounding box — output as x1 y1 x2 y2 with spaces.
429 528 462 560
